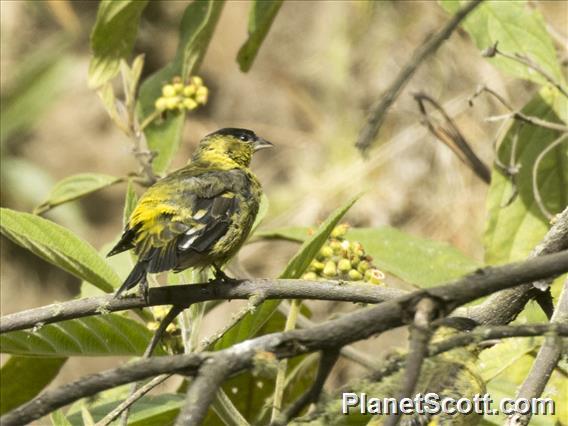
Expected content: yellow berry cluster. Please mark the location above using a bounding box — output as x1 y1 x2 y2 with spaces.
154 76 208 112
146 306 183 353
302 224 384 285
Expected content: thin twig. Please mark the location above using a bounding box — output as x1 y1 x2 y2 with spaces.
385 298 437 426
368 323 568 384
356 0 482 152
274 350 340 425
97 305 184 426
506 279 568 426
470 85 568 133
271 299 302 423
532 134 568 221
491 46 568 99
198 291 267 351
414 92 491 183
3 250 568 426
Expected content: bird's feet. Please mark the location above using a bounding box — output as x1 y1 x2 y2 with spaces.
212 266 238 284
138 278 150 304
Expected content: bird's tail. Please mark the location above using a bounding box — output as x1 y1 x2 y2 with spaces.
114 262 147 297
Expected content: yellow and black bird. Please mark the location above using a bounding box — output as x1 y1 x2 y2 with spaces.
108 128 273 299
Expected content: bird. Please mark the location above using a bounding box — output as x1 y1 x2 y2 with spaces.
108 127 273 300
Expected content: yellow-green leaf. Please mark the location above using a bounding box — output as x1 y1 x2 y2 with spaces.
35 173 122 214
0 208 120 292
88 0 149 88
237 0 283 72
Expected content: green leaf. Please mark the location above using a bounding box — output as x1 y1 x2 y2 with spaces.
439 0 567 121
88 0 149 88
0 208 120 292
34 173 122 214
484 94 567 265
66 394 184 426
0 356 66 414
347 227 480 287
237 0 283 72
50 410 73 426
0 314 162 357
137 0 225 174
213 197 358 351
255 226 480 287
478 337 539 382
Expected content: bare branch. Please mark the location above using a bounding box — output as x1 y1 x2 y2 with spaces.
355 0 483 152
385 298 436 426
470 85 568 133
506 279 568 426
274 350 340 425
468 207 568 325
0 280 406 334
3 250 568 426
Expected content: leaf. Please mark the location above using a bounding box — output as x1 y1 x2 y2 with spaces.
478 337 539 382
34 173 122 214
0 356 66 414
347 227 480 287
0 314 163 357
50 410 73 426
213 197 358 351
88 0 149 88
66 394 184 426
484 94 567 265
254 226 480 287
237 0 283 72
439 0 567 121
206 311 317 424
0 208 120 292
137 0 225 174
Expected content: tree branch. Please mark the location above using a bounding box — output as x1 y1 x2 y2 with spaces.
0 280 406 334
467 207 568 325
355 0 482 152
506 279 568 426
3 250 568 426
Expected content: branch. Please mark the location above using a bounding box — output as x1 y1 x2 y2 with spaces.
414 92 491 183
0 280 406 334
274 350 340 425
3 250 568 426
470 85 568 133
175 358 232 426
368 322 568 384
506 279 568 426
385 298 436 426
355 0 482 152
468 207 568 325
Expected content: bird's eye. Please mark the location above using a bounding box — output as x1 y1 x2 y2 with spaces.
239 135 248 141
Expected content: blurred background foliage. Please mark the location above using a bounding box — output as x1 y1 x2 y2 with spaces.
0 0 567 425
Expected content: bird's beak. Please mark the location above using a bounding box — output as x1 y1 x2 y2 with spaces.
253 137 274 151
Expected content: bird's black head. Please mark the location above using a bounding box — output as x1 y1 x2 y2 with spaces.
193 128 273 167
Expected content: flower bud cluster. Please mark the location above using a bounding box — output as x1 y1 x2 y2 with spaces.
154 76 208 112
302 224 384 285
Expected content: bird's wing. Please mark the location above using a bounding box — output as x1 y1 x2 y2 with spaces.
109 169 245 274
